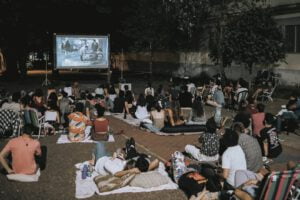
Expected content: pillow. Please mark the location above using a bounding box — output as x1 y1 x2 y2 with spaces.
129 171 169 188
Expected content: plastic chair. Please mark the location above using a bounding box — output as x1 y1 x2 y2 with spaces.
258 85 277 103
29 109 45 139
258 169 300 200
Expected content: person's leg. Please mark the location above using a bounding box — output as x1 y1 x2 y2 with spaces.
148 159 159 171
185 145 201 161
94 142 111 164
234 188 254 200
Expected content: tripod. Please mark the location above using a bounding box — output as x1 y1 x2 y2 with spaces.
42 55 51 87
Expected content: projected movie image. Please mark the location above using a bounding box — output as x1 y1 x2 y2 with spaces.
55 35 109 69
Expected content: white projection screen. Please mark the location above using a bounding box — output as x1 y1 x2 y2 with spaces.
54 34 109 69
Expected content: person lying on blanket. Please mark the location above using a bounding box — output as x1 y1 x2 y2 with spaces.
0 124 42 182
91 138 159 177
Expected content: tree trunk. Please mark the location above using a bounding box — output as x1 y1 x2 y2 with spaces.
2 48 19 80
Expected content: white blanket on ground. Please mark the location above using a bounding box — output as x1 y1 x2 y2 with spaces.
111 113 202 136
56 135 115 144
75 162 178 199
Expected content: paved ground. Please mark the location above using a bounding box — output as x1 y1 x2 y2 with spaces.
0 71 299 199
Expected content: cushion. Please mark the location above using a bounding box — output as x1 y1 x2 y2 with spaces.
161 125 206 133
129 171 169 188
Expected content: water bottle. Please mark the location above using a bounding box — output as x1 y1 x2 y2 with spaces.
82 164 88 180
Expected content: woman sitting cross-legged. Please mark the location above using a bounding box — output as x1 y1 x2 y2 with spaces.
141 103 165 133
68 102 92 142
185 118 219 162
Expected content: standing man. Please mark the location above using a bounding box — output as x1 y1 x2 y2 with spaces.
0 125 42 182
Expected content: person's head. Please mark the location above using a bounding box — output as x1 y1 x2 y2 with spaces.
86 93 94 101
137 94 146 106
178 171 206 198
287 100 297 111
135 155 150 172
206 117 217 133
232 122 245 135
95 104 105 117
257 103 265 113
124 85 129 91
23 124 34 136
12 92 21 103
118 90 125 98
234 113 250 128
75 102 84 113
73 81 79 87
61 90 68 98
264 113 275 126
20 95 31 107
48 92 58 101
34 88 43 97
48 101 57 110
222 129 239 147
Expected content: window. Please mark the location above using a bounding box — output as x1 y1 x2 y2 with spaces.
285 25 300 53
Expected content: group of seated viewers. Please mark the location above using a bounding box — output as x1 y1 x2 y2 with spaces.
0 78 300 200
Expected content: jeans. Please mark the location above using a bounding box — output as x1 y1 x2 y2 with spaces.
94 142 111 162
142 123 161 133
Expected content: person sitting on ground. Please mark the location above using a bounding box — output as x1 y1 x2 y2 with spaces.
0 124 42 182
47 92 59 112
93 104 109 132
165 106 185 127
1 91 21 113
251 103 265 137
190 95 206 123
124 85 135 118
212 81 225 107
112 90 125 113
185 118 220 162
134 93 149 120
179 85 193 108
68 102 92 142
276 100 298 133
258 113 282 163
233 122 263 172
220 129 247 187
142 103 166 133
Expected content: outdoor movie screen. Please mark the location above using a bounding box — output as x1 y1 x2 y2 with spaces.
54 35 109 69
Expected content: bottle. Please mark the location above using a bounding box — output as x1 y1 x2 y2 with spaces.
82 164 88 180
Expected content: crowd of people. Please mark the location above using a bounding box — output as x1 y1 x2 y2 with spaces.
0 76 300 199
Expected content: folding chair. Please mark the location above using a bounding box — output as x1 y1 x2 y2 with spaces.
29 109 45 139
258 169 300 200
233 90 248 110
258 85 277 103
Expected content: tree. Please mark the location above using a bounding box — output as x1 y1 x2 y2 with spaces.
211 5 285 74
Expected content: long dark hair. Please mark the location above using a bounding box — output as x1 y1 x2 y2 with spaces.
192 96 204 117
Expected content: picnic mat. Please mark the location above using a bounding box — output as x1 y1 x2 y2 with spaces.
56 134 115 144
111 113 202 136
75 162 178 199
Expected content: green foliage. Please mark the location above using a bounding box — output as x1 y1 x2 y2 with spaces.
213 6 286 73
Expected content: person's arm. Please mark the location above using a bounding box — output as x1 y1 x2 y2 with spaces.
148 159 159 171
114 167 140 177
263 140 268 157
234 189 254 200
0 143 14 174
35 141 42 156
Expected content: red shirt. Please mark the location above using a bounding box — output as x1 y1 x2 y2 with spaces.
252 112 265 136
94 118 109 133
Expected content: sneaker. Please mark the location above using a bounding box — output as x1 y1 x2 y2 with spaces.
262 157 268 162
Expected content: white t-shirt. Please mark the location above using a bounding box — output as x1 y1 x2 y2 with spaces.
63 87 72 97
135 106 149 120
95 156 126 176
222 145 247 186
1 102 21 113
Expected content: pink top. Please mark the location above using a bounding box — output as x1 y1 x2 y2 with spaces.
252 112 265 136
2 136 41 174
